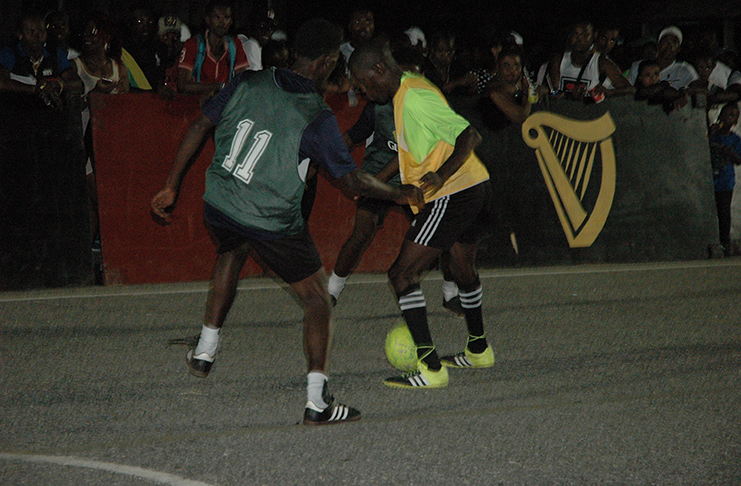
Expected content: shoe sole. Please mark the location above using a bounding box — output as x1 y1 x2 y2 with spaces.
303 414 361 426
185 351 211 378
383 380 448 389
440 360 494 369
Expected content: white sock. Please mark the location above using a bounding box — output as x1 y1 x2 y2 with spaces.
194 325 219 360
442 280 458 301
307 371 329 409
327 272 348 299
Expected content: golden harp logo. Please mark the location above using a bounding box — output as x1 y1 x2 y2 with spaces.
522 112 617 248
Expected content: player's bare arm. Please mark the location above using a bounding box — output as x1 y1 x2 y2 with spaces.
151 113 215 221
374 156 399 183
419 125 482 196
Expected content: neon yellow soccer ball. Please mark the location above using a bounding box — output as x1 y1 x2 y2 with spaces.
385 322 418 372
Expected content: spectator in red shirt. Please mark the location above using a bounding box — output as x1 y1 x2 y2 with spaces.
177 0 248 99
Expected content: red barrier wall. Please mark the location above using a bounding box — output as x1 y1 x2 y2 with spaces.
91 93 407 285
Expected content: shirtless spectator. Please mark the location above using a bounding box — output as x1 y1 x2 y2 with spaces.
546 22 631 100
177 0 248 100
626 26 698 90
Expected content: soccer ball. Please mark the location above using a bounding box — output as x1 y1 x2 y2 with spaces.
385 322 418 372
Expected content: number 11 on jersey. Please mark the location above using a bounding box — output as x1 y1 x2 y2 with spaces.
222 119 273 185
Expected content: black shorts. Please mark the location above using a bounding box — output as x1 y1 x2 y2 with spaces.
204 204 322 284
356 196 414 225
406 181 493 250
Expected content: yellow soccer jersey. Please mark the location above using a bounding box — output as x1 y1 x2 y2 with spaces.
393 72 489 212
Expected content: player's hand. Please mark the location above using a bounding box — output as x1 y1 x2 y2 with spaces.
151 187 177 223
396 184 425 208
419 171 444 196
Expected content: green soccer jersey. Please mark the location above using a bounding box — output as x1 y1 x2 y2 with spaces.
361 102 401 186
203 69 327 235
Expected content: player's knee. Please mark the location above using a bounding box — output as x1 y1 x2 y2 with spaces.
458 275 481 294
301 288 331 313
388 266 413 296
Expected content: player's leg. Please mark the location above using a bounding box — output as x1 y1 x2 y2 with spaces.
438 240 494 368
291 269 361 425
385 238 450 388
440 183 495 369
290 269 333 372
247 228 360 424
188 241 251 377
327 204 383 304
440 251 464 317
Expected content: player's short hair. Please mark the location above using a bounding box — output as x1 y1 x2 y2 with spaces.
204 0 233 16
348 37 395 74
294 18 342 61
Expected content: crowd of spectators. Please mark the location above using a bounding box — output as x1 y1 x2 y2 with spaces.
1 2 741 257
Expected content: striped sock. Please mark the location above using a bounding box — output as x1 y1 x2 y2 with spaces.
459 285 487 353
399 286 441 370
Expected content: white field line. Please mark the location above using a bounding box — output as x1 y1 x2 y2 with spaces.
1 260 740 303
0 453 215 485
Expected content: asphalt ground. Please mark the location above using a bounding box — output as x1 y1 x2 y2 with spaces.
1 260 740 485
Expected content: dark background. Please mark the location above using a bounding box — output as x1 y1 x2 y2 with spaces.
1 0 739 55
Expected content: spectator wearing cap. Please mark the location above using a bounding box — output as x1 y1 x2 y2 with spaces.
405 26 427 56
237 15 275 71
158 15 186 95
387 27 426 74
627 26 698 89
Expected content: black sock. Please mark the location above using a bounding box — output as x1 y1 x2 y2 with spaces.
398 285 441 370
